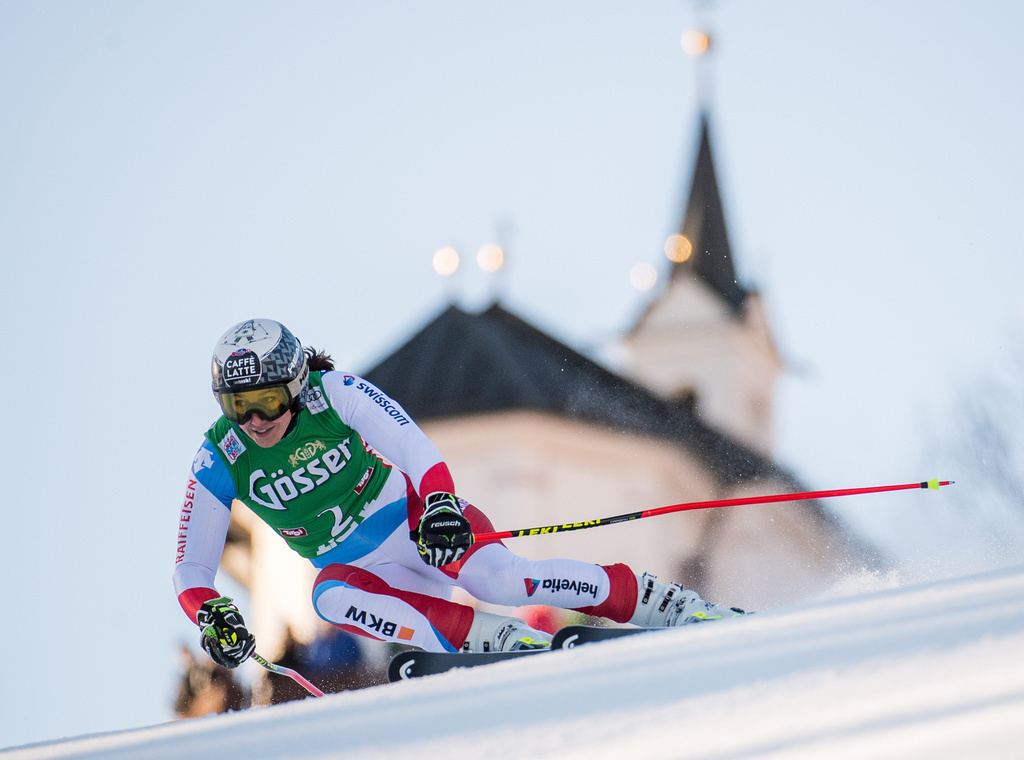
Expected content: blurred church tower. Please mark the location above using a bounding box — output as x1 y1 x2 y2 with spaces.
622 115 782 455
620 20 783 456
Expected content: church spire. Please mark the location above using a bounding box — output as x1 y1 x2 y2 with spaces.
623 108 781 454
671 113 747 312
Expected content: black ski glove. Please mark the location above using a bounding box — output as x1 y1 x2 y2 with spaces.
197 596 256 669
415 492 473 567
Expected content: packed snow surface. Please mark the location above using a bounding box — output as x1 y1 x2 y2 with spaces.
6 564 1024 760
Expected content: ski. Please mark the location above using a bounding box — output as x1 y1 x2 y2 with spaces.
387 648 542 681
551 624 650 648
387 626 651 681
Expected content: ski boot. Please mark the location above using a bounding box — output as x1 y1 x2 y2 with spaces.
463 610 553 653
629 573 746 627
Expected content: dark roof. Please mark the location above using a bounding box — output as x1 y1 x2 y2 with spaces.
674 114 748 312
363 303 789 485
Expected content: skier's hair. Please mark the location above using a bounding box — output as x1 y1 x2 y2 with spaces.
304 346 335 372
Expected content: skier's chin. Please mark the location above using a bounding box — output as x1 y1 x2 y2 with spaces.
242 412 291 447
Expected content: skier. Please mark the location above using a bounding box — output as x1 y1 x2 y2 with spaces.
174 318 744 669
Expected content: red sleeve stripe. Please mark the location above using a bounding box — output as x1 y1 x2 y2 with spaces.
418 461 455 498
177 587 220 623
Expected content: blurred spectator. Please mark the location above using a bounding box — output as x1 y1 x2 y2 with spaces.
304 624 380 693
266 627 313 705
266 624 383 705
174 644 247 718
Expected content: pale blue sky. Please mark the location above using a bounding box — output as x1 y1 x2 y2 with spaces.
2 1 1023 748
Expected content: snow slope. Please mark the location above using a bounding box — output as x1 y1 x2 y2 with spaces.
6 564 1024 760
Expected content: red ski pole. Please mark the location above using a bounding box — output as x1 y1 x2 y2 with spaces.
251 651 325 698
473 479 954 543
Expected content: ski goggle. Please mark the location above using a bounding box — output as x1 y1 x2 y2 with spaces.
218 385 292 424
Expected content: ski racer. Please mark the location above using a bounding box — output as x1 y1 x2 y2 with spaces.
174 318 744 669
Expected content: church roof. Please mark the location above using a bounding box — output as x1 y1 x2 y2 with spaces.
673 114 748 312
362 302 788 485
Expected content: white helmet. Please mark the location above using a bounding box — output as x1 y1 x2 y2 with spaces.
211 319 309 424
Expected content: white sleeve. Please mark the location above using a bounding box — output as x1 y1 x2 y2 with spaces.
172 475 231 599
320 372 454 495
